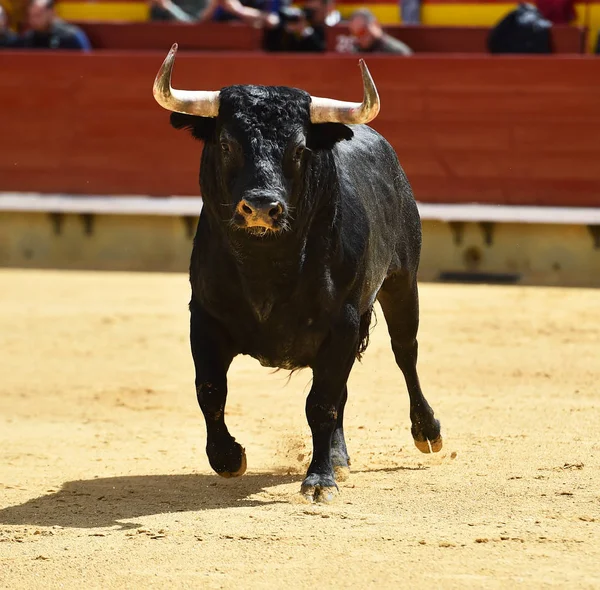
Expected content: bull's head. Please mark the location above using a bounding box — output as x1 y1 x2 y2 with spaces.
153 44 380 237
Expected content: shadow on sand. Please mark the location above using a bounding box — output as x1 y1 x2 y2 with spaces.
0 472 298 530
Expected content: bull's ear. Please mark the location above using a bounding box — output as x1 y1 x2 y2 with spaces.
307 123 354 151
170 113 217 142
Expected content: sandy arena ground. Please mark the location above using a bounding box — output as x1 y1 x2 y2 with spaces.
0 269 599 589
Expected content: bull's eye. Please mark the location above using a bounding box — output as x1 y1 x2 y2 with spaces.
293 146 305 163
220 141 230 154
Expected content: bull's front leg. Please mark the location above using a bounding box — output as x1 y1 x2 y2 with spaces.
190 301 245 478
301 304 360 503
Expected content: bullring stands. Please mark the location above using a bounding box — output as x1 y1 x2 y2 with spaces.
61 20 586 52
50 0 600 51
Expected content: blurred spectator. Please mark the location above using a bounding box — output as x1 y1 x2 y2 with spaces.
195 0 278 26
149 0 207 22
0 5 19 45
264 0 339 52
400 0 421 24
303 0 340 27
265 5 324 51
0 0 28 33
535 0 575 24
348 8 412 54
305 0 339 49
18 0 91 49
487 3 552 53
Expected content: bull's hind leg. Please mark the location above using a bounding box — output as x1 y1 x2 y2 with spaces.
331 386 351 482
190 302 246 477
377 272 442 453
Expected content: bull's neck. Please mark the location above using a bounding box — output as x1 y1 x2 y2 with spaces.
226 230 310 323
228 230 308 280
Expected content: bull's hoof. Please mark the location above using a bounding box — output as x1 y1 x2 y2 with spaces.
300 474 338 504
412 417 442 454
414 435 443 454
218 448 247 478
207 440 247 478
333 465 351 482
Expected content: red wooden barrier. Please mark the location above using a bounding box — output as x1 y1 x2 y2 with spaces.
2 52 600 206
73 21 264 51
326 25 586 53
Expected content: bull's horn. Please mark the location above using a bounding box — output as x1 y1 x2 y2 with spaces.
309 60 380 125
153 43 220 117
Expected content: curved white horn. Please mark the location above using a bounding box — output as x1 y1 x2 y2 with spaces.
309 59 380 125
153 43 220 117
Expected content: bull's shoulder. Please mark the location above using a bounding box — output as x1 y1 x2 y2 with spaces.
333 125 399 171
341 124 394 150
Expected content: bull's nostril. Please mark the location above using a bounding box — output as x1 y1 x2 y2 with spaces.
241 203 253 215
267 203 283 218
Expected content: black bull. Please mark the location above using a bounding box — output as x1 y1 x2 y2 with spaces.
158 60 442 502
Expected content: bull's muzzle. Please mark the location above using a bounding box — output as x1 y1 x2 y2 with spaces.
234 193 287 233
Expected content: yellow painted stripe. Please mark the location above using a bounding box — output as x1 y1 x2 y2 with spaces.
421 3 515 25
339 2 516 25
575 4 600 52
56 2 149 21
337 4 400 24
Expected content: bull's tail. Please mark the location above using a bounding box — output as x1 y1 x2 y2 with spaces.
356 305 376 361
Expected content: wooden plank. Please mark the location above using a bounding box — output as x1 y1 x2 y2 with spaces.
73 22 263 51
2 52 600 206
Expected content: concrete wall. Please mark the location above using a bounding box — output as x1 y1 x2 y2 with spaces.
2 210 598 286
